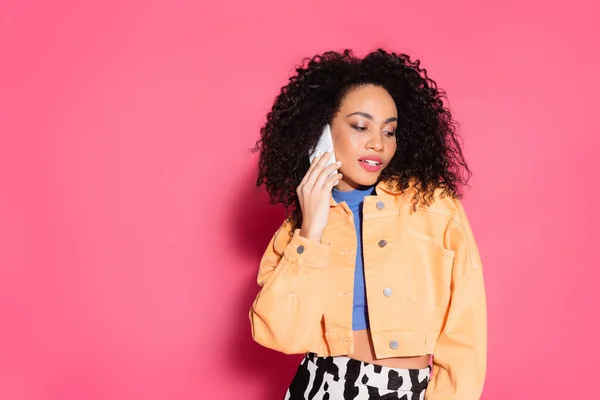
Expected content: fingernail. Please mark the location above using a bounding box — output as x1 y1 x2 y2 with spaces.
326 147 333 153
336 161 342 165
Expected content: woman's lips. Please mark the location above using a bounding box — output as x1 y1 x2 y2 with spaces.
358 157 383 172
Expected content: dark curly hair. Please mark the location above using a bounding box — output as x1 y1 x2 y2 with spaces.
253 49 472 229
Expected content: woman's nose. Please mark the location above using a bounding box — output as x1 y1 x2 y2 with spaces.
366 133 384 151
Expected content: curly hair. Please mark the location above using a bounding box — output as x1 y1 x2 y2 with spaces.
253 49 472 229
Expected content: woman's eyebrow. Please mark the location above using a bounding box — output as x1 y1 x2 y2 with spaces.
346 111 397 123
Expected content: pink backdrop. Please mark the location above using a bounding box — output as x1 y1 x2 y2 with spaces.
1 0 598 399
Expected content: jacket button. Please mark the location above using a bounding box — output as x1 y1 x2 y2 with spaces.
297 245 305 254
376 201 385 210
383 288 393 297
389 340 399 350
378 240 387 248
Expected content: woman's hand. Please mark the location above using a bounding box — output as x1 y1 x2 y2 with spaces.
297 149 342 242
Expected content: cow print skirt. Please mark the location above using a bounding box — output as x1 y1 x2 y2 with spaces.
284 353 430 400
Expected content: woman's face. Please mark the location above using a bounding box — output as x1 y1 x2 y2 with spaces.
330 84 398 191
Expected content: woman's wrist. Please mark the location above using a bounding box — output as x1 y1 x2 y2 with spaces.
299 225 324 243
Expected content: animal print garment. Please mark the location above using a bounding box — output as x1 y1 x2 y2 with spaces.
284 353 430 400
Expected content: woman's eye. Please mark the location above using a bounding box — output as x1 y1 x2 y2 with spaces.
384 130 396 137
352 125 367 132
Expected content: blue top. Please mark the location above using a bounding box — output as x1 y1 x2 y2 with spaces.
332 185 376 331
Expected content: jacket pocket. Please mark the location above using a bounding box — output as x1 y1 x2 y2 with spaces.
406 228 455 311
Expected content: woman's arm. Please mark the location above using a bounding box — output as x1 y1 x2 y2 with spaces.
426 201 487 400
249 220 331 354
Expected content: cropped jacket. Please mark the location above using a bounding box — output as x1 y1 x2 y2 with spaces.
249 181 487 400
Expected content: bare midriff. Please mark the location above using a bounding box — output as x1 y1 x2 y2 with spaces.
348 329 430 369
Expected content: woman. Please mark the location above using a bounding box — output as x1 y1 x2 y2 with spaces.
250 49 487 400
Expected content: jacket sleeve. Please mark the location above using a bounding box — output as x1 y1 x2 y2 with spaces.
425 201 487 400
249 219 331 354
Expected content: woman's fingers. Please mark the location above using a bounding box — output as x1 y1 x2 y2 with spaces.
314 160 341 190
325 172 343 190
302 150 334 188
300 150 325 186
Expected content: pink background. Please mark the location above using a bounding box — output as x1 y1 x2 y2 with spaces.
1 0 598 399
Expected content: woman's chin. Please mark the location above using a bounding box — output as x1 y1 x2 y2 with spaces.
338 173 380 190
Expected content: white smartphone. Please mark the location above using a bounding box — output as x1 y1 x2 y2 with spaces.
308 124 338 176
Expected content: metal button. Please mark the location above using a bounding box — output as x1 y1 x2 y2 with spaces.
390 340 399 350
383 288 393 297
297 245 305 254
376 201 385 210
378 239 387 248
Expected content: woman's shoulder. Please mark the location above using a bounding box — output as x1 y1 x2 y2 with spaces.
274 218 295 236
378 179 467 218
412 186 467 221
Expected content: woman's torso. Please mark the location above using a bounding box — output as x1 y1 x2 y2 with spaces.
331 184 431 369
350 329 430 368
250 180 480 361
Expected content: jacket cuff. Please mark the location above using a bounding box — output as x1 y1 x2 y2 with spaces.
282 229 331 268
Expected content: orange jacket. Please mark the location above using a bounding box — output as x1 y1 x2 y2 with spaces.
249 180 487 400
